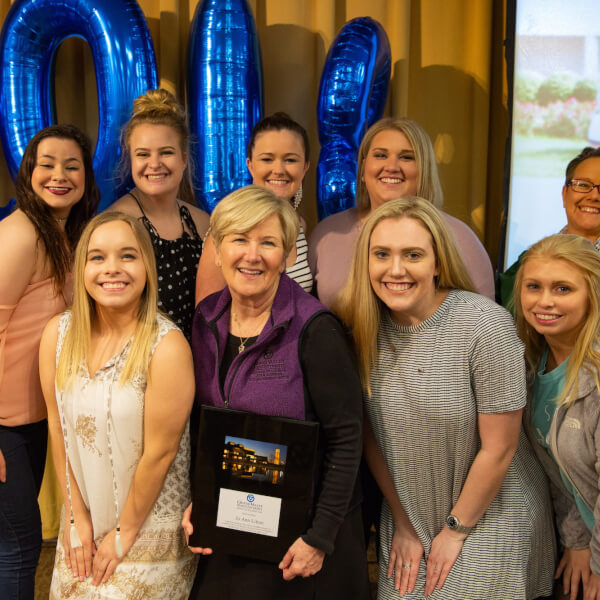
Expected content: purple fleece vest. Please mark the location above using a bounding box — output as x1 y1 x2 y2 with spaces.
192 274 327 420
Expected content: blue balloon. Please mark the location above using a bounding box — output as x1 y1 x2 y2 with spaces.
187 0 263 213
0 198 15 220
316 17 391 219
0 0 158 211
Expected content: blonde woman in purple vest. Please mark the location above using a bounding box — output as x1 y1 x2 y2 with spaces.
182 185 369 600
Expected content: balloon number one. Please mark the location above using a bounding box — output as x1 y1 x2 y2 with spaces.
187 0 263 213
0 0 157 210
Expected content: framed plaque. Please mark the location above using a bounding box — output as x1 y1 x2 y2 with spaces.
190 406 319 563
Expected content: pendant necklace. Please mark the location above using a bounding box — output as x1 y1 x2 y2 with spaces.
231 309 269 354
237 336 250 354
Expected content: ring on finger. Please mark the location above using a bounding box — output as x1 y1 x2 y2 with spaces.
433 566 441 573
402 563 411 570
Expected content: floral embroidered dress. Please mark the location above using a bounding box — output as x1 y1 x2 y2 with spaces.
49 312 196 600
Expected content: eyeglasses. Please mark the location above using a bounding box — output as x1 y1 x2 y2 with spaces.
567 179 600 193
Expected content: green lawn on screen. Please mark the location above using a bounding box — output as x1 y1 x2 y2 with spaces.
513 135 589 178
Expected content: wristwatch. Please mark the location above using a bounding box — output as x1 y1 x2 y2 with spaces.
446 514 473 535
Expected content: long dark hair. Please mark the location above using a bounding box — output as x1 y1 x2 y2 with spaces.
15 124 100 294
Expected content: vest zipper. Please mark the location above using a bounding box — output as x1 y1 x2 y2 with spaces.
208 319 228 408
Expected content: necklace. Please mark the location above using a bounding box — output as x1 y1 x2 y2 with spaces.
237 335 250 354
231 309 269 354
55 216 67 224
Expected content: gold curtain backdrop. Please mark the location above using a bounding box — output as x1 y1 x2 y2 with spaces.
0 0 508 262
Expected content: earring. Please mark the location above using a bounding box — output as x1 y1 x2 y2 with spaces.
292 183 303 211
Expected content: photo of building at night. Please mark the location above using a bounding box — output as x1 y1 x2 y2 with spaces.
222 436 287 485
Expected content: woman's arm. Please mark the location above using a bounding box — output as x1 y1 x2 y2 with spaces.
0 212 37 305
0 213 38 478
40 315 96 581
425 303 531 595
279 313 362 580
195 236 226 304
363 414 423 595
425 409 522 595
443 411 522 525
91 328 194 585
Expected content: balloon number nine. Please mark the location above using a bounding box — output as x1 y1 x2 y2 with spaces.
0 1 391 219
0 0 157 211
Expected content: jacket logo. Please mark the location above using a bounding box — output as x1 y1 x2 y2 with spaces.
249 355 289 382
564 417 581 430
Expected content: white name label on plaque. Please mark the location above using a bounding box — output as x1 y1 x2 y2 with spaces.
216 488 282 537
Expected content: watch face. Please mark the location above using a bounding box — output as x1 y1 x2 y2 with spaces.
447 516 458 529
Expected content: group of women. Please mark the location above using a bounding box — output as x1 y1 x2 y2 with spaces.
0 85 599 600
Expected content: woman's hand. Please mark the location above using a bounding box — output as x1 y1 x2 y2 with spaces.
585 572 600 600
387 523 423 596
63 511 96 581
181 503 213 555
556 547 591 600
279 537 325 581
91 528 135 586
425 527 464 596
0 448 5 482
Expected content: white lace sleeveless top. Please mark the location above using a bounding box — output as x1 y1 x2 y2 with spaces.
55 312 191 538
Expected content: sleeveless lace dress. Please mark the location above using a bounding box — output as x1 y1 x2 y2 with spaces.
49 313 196 599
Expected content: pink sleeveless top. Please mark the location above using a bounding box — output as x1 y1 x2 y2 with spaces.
0 276 71 426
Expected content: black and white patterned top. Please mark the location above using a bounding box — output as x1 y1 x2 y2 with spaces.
286 225 313 293
365 290 555 599
131 194 202 342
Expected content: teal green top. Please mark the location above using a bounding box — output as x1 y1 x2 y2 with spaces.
531 349 594 532
531 349 567 449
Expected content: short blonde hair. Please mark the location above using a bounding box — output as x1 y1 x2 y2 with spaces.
355 118 443 212
514 234 600 406
210 185 299 256
56 211 159 390
336 197 475 391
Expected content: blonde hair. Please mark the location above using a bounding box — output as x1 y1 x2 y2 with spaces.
355 118 444 213
56 212 160 390
210 185 299 256
120 88 194 204
514 234 600 406
335 197 475 392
